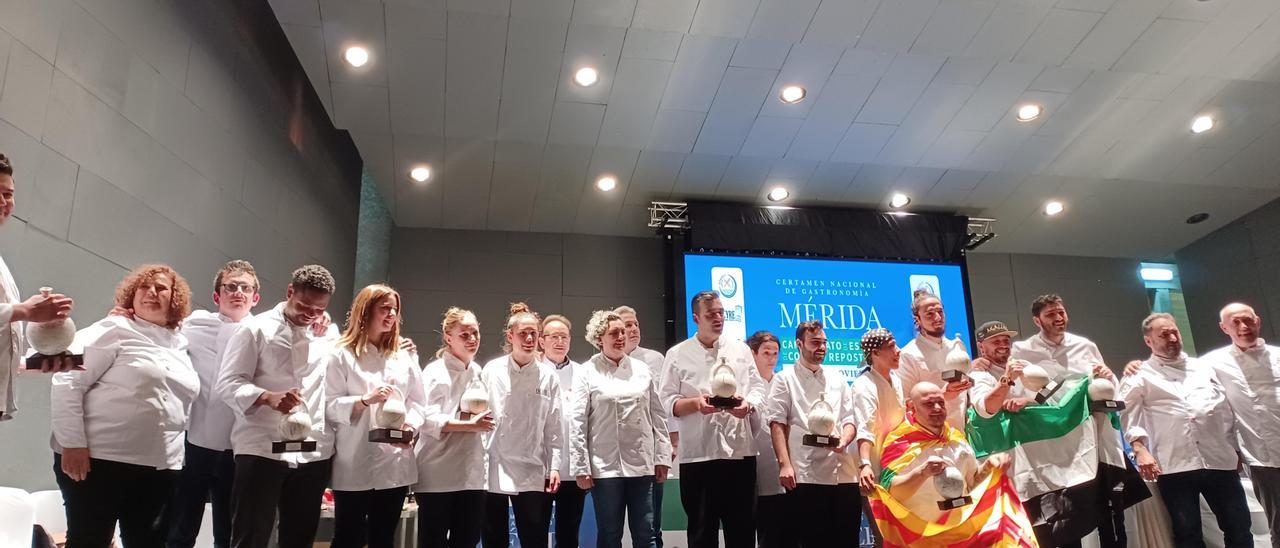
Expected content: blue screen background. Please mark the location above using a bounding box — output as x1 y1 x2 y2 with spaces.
683 253 972 384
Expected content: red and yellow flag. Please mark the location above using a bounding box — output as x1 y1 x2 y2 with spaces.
870 416 1039 548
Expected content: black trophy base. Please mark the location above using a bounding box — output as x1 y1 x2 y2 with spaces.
709 396 743 409
1033 379 1065 404
941 370 968 383
802 434 839 448
369 428 412 443
24 352 85 370
1089 400 1125 413
937 496 973 511
271 440 317 453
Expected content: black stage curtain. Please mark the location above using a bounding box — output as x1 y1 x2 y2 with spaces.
685 201 969 262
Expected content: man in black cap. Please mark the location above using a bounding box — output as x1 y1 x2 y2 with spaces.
968 321 1033 417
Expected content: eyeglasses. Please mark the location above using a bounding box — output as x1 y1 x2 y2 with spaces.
542 334 570 342
220 283 256 294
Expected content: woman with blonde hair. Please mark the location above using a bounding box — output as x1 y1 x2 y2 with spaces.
50 264 199 547
481 303 562 548
325 284 428 548
570 310 671 548
414 306 494 548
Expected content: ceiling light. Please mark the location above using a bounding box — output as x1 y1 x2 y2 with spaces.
343 46 369 68
409 165 431 182
779 85 806 104
1140 267 1174 282
767 187 789 202
1191 115 1214 134
1186 212 1210 224
1044 201 1064 216
595 175 617 192
574 67 599 87
1015 104 1042 122
889 192 911 208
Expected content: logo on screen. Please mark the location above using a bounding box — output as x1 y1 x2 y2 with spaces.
717 273 738 298
908 275 940 299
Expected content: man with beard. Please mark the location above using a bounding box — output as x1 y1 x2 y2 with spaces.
1008 294 1146 548
1119 313 1251 548
898 290 971 430
764 321 859 546
660 291 765 548
615 305 673 546
967 321 1033 417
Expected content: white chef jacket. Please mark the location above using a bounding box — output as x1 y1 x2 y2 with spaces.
325 345 427 491
49 316 199 470
546 356 581 478
483 354 562 494
570 353 671 479
765 363 858 485
967 360 1031 419
632 346 678 436
894 437 980 522
659 336 764 464
414 353 488 493
1119 353 1239 475
183 309 250 451
852 368 905 470
751 373 785 496
1009 331 1127 499
0 254 25 419
216 302 336 465
899 336 970 429
1202 340 1280 468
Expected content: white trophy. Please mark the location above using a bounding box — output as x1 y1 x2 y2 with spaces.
802 392 839 448
369 385 413 443
274 400 318 453
708 357 742 409
24 287 83 370
459 375 489 420
940 342 970 384
1020 363 1065 404
933 456 973 510
1087 374 1124 413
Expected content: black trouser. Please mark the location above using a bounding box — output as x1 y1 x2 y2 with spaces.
416 490 486 548
332 486 409 548
755 492 797 548
1249 465 1280 548
228 455 332 548
167 441 235 548
652 480 664 548
482 491 552 548
787 483 861 547
679 458 756 548
553 480 587 547
53 453 179 548
1158 469 1253 548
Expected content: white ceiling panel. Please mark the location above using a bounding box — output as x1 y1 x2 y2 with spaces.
286 0 1280 257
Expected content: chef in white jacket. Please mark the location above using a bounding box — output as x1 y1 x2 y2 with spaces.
414 306 494 548
746 330 795 548
0 152 75 420
326 284 428 548
540 314 586 548
50 264 198 547
481 303 562 548
615 304 674 547
897 290 971 430
571 309 671 548
216 264 339 548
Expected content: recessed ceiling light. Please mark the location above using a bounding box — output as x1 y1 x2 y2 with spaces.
343 46 369 68
767 187 789 202
1044 200 1065 216
1191 115 1214 134
595 175 616 192
889 192 911 208
574 67 599 87
1015 104 1042 122
1186 212 1210 224
779 85 806 104
409 165 431 182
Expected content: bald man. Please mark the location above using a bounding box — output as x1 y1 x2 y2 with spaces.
1201 303 1280 547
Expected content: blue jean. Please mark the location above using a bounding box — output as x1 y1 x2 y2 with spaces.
591 476 656 548
1158 468 1253 548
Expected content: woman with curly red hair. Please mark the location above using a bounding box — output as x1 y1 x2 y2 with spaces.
50 264 200 548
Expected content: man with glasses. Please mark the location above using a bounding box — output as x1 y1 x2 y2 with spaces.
166 260 261 548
